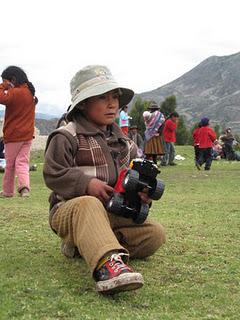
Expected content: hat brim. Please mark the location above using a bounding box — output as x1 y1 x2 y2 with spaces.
67 80 134 117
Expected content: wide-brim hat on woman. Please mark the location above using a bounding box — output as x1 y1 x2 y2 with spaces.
67 65 134 118
148 101 160 110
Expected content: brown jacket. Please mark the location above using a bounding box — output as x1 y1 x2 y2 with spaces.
43 115 137 215
0 83 36 143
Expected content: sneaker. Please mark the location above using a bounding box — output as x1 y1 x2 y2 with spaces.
94 253 144 294
0 191 13 198
20 187 30 198
169 162 177 166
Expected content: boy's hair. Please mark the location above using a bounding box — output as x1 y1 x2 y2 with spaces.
1 66 38 103
200 117 209 127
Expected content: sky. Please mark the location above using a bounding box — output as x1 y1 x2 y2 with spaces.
0 0 239 116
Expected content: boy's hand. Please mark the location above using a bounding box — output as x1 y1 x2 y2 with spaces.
138 188 152 205
87 178 114 204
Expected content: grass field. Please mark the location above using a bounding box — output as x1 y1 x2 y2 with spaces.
0 146 239 320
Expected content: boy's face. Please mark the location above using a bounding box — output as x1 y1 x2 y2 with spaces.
84 90 119 129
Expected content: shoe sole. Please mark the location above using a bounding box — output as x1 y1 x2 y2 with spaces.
96 272 144 294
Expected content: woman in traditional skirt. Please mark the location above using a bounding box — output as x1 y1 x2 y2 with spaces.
143 102 165 164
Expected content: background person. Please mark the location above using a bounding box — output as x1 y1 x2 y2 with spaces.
196 117 216 170
0 66 38 197
143 102 165 164
161 112 179 166
119 105 132 135
212 140 222 160
128 125 144 158
192 123 202 165
220 128 240 160
43 65 166 295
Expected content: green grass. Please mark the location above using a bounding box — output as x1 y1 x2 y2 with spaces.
0 146 239 320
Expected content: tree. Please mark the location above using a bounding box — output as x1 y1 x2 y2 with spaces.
129 98 150 136
160 95 177 118
176 116 191 145
214 124 221 138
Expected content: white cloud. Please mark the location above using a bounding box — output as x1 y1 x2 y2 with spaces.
0 0 239 115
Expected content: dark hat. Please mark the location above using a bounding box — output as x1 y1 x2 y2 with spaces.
148 101 160 110
130 125 138 129
200 117 209 126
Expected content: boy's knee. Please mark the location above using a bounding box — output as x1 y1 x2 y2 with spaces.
132 222 166 259
71 195 103 208
148 223 166 253
71 196 106 217
153 223 166 247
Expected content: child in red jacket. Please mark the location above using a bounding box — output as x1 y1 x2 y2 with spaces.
196 117 216 170
161 112 179 166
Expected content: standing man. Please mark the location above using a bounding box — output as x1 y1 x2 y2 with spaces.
161 112 179 166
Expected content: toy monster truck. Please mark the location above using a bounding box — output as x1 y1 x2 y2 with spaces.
106 159 165 224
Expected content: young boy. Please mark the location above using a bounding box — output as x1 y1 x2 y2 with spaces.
43 65 166 295
161 112 179 166
196 117 216 170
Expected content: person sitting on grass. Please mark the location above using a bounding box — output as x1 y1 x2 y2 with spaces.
212 140 222 160
220 128 240 161
43 65 166 295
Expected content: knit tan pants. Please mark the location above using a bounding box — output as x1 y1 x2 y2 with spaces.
51 196 166 274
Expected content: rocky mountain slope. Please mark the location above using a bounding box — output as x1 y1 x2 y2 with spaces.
135 52 240 132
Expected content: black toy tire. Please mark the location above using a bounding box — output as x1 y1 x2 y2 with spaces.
150 180 165 200
106 193 124 215
134 203 149 224
122 169 140 192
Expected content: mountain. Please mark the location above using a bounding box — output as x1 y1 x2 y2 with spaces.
0 110 58 120
134 52 240 133
35 113 59 120
35 118 58 135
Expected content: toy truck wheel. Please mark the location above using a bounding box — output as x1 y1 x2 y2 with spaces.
106 193 124 215
134 204 149 224
150 180 165 200
122 169 140 192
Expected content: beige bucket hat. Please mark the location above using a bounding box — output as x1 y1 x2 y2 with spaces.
67 65 134 117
